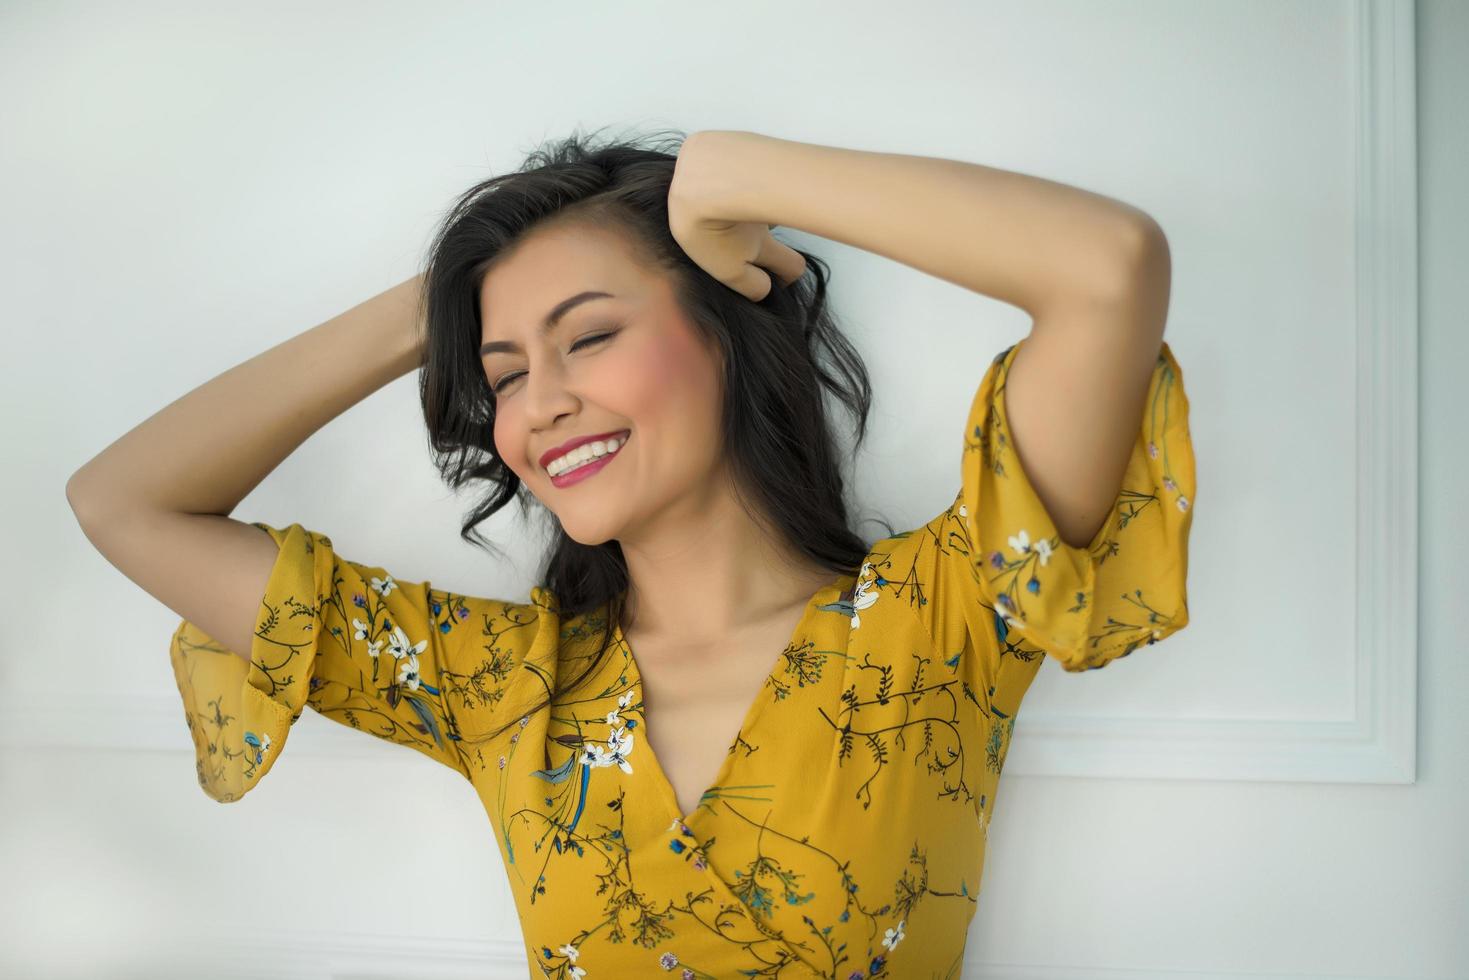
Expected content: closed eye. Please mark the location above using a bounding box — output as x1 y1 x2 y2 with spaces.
490 330 617 395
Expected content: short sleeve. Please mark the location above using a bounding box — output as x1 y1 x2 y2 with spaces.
915 337 1195 688
167 521 483 802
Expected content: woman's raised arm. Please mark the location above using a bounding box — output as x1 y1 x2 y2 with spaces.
65 274 425 660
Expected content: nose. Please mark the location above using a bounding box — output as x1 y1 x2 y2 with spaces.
523 359 581 431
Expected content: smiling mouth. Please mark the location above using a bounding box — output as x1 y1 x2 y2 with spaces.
545 431 631 479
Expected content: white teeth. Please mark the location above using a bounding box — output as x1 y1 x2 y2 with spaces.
548 434 627 476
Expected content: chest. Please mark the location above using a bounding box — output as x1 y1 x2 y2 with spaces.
631 614 805 820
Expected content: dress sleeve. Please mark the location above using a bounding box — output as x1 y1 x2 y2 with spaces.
916 337 1196 692
167 521 483 802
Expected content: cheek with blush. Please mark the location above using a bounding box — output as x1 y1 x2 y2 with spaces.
628 330 716 427
618 327 724 467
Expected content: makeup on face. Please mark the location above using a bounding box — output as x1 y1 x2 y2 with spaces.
546 430 631 488
479 229 716 517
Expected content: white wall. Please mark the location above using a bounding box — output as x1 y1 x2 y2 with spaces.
2 1 1464 977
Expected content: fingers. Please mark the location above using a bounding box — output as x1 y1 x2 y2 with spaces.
732 265 774 302
754 232 807 287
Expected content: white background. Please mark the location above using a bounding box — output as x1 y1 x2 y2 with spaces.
2 0 1464 977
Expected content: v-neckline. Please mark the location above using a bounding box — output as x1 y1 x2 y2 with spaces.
612 572 852 829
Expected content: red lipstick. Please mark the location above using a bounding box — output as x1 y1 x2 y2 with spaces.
539 429 631 471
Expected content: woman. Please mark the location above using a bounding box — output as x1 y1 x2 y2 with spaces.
67 126 1194 979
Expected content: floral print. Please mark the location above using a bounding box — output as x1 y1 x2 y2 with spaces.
165 338 1195 977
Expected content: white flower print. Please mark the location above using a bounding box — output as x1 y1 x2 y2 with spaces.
1007 528 1052 566
850 560 880 631
396 653 421 690
581 724 635 774
247 731 272 765
553 942 585 977
385 624 428 689
881 917 906 951
350 617 385 659
386 623 427 661
606 687 632 727
604 725 634 773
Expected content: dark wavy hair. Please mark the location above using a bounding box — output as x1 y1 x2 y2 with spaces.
413 124 892 742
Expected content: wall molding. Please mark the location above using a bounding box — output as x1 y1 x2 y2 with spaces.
996 0 1421 787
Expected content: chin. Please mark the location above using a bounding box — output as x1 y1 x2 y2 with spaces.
560 522 619 548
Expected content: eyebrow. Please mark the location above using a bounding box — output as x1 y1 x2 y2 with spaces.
479 291 615 357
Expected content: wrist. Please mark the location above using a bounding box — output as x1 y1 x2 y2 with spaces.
673 130 776 225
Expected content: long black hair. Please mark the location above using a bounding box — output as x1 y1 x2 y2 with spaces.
414 124 891 741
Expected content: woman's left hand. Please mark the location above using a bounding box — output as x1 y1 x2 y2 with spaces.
668 132 807 302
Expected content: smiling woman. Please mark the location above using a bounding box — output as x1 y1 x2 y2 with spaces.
99 122 1194 979
413 125 884 744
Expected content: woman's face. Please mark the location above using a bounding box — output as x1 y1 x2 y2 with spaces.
480 223 727 546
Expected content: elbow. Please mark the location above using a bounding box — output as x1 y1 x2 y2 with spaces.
1095 217 1171 312
65 471 105 527
1114 213 1169 278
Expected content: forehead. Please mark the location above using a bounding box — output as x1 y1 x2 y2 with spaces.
479 223 646 339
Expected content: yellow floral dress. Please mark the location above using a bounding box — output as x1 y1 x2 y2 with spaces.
168 338 1195 979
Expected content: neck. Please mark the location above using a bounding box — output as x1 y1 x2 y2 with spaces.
616 470 837 646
